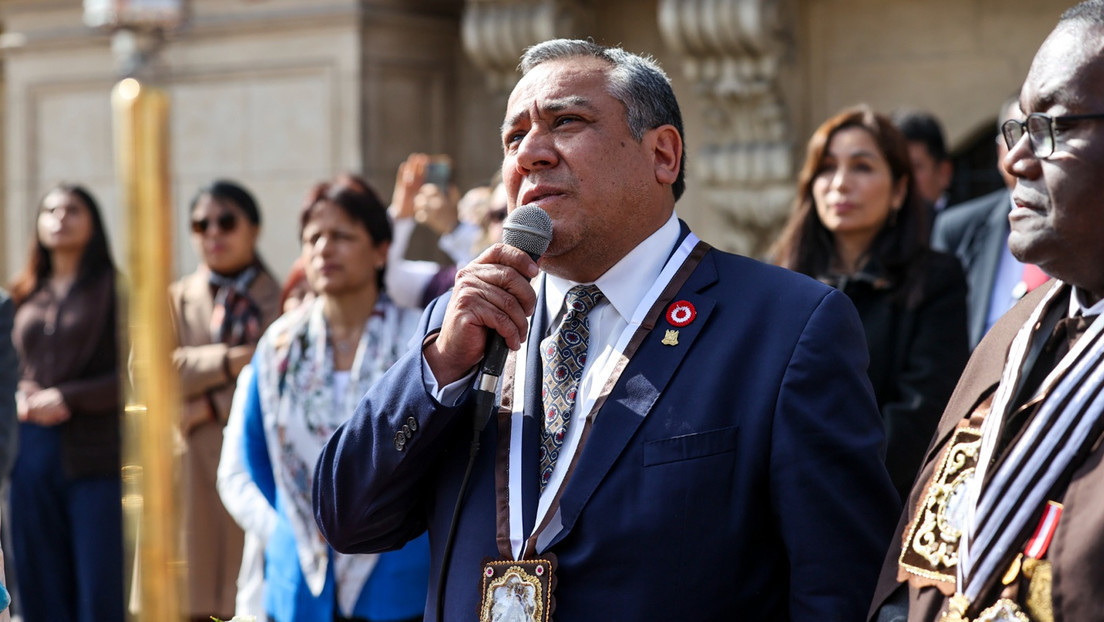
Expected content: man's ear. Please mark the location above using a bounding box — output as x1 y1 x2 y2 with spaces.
651 125 682 186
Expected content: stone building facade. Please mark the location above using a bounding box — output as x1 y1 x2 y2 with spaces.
0 0 1068 279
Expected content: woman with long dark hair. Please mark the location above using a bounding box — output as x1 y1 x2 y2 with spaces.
170 179 281 621
9 183 124 621
771 106 970 500
239 179 429 622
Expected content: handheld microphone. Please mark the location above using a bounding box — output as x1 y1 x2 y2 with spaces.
438 204 552 621
501 203 554 262
473 204 553 426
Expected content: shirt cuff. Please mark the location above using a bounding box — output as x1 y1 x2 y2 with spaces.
421 352 476 406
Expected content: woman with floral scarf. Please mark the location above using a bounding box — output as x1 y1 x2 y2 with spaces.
241 180 429 622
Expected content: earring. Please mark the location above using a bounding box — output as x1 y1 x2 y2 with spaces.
888 207 900 227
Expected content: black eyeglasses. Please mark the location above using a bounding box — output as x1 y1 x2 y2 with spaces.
1001 112 1104 158
191 212 239 235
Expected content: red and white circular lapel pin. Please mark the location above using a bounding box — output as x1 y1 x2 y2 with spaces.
665 300 696 327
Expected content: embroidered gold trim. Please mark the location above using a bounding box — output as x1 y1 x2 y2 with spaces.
976 598 1030 622
940 593 971 622
901 426 982 583
1023 558 1054 622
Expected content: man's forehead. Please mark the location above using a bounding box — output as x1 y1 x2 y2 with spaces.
503 94 595 125
1023 23 1104 113
505 59 609 113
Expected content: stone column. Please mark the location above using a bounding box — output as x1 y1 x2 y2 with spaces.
461 0 594 92
658 0 794 255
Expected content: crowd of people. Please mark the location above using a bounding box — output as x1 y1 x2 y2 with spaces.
1 2 1103 621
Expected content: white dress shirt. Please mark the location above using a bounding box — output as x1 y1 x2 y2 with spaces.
1071 286 1104 318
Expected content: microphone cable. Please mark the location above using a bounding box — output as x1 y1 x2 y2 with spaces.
433 205 552 621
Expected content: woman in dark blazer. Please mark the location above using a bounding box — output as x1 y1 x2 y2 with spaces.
772 105 970 500
9 183 124 622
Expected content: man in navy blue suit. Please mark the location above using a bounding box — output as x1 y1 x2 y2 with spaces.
314 39 899 621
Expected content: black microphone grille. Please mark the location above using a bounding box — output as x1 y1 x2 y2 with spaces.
501 204 553 260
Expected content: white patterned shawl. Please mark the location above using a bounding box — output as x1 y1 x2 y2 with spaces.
253 296 421 615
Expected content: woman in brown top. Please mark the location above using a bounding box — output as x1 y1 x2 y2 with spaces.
9 183 124 622
169 180 280 622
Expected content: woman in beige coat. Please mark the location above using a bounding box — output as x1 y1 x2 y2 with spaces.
169 180 280 622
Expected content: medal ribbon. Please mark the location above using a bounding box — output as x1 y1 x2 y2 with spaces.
1024 501 1062 560
497 234 707 560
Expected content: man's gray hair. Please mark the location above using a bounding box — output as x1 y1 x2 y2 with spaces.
519 39 687 201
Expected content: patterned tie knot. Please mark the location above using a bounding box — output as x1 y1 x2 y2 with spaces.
566 284 603 315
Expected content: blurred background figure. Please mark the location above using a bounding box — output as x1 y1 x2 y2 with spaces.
772 106 970 501
240 180 429 622
278 256 314 314
8 184 124 622
170 179 281 622
216 257 316 618
892 109 954 237
0 289 15 501
382 154 491 308
216 357 273 619
458 175 508 261
932 96 1046 349
0 288 16 622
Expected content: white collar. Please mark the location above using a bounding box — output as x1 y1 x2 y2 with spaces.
1069 285 1104 317
543 212 680 322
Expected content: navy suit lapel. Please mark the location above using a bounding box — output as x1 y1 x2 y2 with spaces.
548 250 719 548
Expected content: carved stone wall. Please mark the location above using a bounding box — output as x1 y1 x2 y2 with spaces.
658 0 794 255
461 0 594 93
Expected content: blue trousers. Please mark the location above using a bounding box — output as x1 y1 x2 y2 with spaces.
9 423 124 622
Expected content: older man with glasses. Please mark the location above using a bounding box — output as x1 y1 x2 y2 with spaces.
870 2 1104 621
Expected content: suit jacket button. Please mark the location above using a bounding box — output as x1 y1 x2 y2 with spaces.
394 431 406 451
407 416 418 432
402 424 413 439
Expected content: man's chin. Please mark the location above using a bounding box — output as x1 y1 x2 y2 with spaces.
1008 232 1054 269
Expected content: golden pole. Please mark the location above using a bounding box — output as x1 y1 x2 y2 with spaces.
86 3 188 618
113 75 185 621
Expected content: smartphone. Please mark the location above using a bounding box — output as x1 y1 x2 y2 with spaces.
424 156 452 191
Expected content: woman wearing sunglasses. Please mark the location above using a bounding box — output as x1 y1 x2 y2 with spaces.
237 179 429 622
170 179 281 622
771 106 970 503
8 183 124 622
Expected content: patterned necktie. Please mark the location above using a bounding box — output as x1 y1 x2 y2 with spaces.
539 284 604 490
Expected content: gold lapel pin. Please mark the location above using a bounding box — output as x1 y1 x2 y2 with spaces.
662 329 679 346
